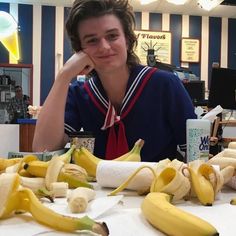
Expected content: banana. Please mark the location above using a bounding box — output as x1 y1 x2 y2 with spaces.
0 157 22 171
0 173 109 235
150 167 190 201
67 187 96 213
24 160 48 177
221 166 235 184
108 165 190 201
23 145 76 177
50 182 68 197
155 158 171 174
44 155 93 190
45 155 67 190
20 176 45 193
230 197 236 205
188 161 215 206
108 165 157 196
222 148 236 158
228 142 236 149
141 192 219 236
208 157 236 169
73 139 144 178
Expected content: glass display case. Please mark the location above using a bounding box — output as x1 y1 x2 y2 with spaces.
0 63 33 123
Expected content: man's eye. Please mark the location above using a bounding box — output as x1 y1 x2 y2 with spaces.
107 34 119 41
86 38 99 45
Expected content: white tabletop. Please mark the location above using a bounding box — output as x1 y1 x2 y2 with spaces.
1 183 236 236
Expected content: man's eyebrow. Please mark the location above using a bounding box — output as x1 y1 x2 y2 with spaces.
82 28 119 40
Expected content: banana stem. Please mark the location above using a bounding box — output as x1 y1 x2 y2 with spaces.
108 165 157 196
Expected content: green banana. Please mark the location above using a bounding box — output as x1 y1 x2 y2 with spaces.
73 139 144 178
0 173 109 235
141 192 219 236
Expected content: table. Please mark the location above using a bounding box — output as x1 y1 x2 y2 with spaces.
0 184 236 236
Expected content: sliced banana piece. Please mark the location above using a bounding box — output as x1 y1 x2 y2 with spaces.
67 187 96 213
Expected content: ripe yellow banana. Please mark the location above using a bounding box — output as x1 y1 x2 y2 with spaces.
188 161 215 206
73 139 144 178
141 192 219 236
0 157 22 171
23 145 76 177
0 173 109 235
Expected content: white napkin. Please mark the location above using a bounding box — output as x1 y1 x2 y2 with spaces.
202 105 223 122
96 161 157 190
43 194 123 220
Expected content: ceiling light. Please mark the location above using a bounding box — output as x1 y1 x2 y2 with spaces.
0 11 20 60
140 0 157 5
197 0 224 11
166 0 189 5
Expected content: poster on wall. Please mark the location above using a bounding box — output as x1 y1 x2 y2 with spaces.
181 38 200 63
134 30 172 65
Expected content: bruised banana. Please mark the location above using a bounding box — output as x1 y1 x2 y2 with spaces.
141 192 219 236
73 139 144 178
109 165 190 201
0 173 109 235
45 155 93 190
23 145 76 177
187 161 215 206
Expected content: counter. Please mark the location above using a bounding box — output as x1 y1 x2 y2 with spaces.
0 124 19 158
0 183 236 236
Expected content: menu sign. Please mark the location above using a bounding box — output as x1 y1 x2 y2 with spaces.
181 38 200 63
134 30 172 65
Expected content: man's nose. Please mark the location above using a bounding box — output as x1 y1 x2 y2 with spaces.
99 38 111 50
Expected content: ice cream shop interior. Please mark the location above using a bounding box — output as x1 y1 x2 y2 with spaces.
1 0 236 235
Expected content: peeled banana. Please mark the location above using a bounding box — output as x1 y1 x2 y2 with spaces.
187 161 215 206
141 192 219 236
73 139 144 178
44 155 93 190
67 187 96 213
0 173 109 235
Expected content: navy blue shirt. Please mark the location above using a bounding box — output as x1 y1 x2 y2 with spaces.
64 65 196 162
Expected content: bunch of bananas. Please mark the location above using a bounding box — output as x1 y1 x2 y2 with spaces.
0 172 109 235
0 145 93 195
108 155 236 236
72 138 144 178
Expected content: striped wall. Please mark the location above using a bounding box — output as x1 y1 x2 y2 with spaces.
0 2 236 106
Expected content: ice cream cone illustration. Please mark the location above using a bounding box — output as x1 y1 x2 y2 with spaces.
0 11 20 61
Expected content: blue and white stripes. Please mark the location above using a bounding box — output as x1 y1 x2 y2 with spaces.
0 2 235 106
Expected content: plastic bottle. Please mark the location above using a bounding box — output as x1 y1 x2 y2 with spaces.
186 119 211 163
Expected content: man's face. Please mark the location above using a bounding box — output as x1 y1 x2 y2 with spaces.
15 88 23 98
78 14 128 75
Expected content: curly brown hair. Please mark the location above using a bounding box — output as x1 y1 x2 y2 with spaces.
65 0 140 68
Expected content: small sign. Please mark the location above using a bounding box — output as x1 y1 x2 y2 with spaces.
181 38 200 63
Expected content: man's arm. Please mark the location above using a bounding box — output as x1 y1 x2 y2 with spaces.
32 52 94 152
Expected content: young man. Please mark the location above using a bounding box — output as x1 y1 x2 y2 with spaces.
33 0 196 162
